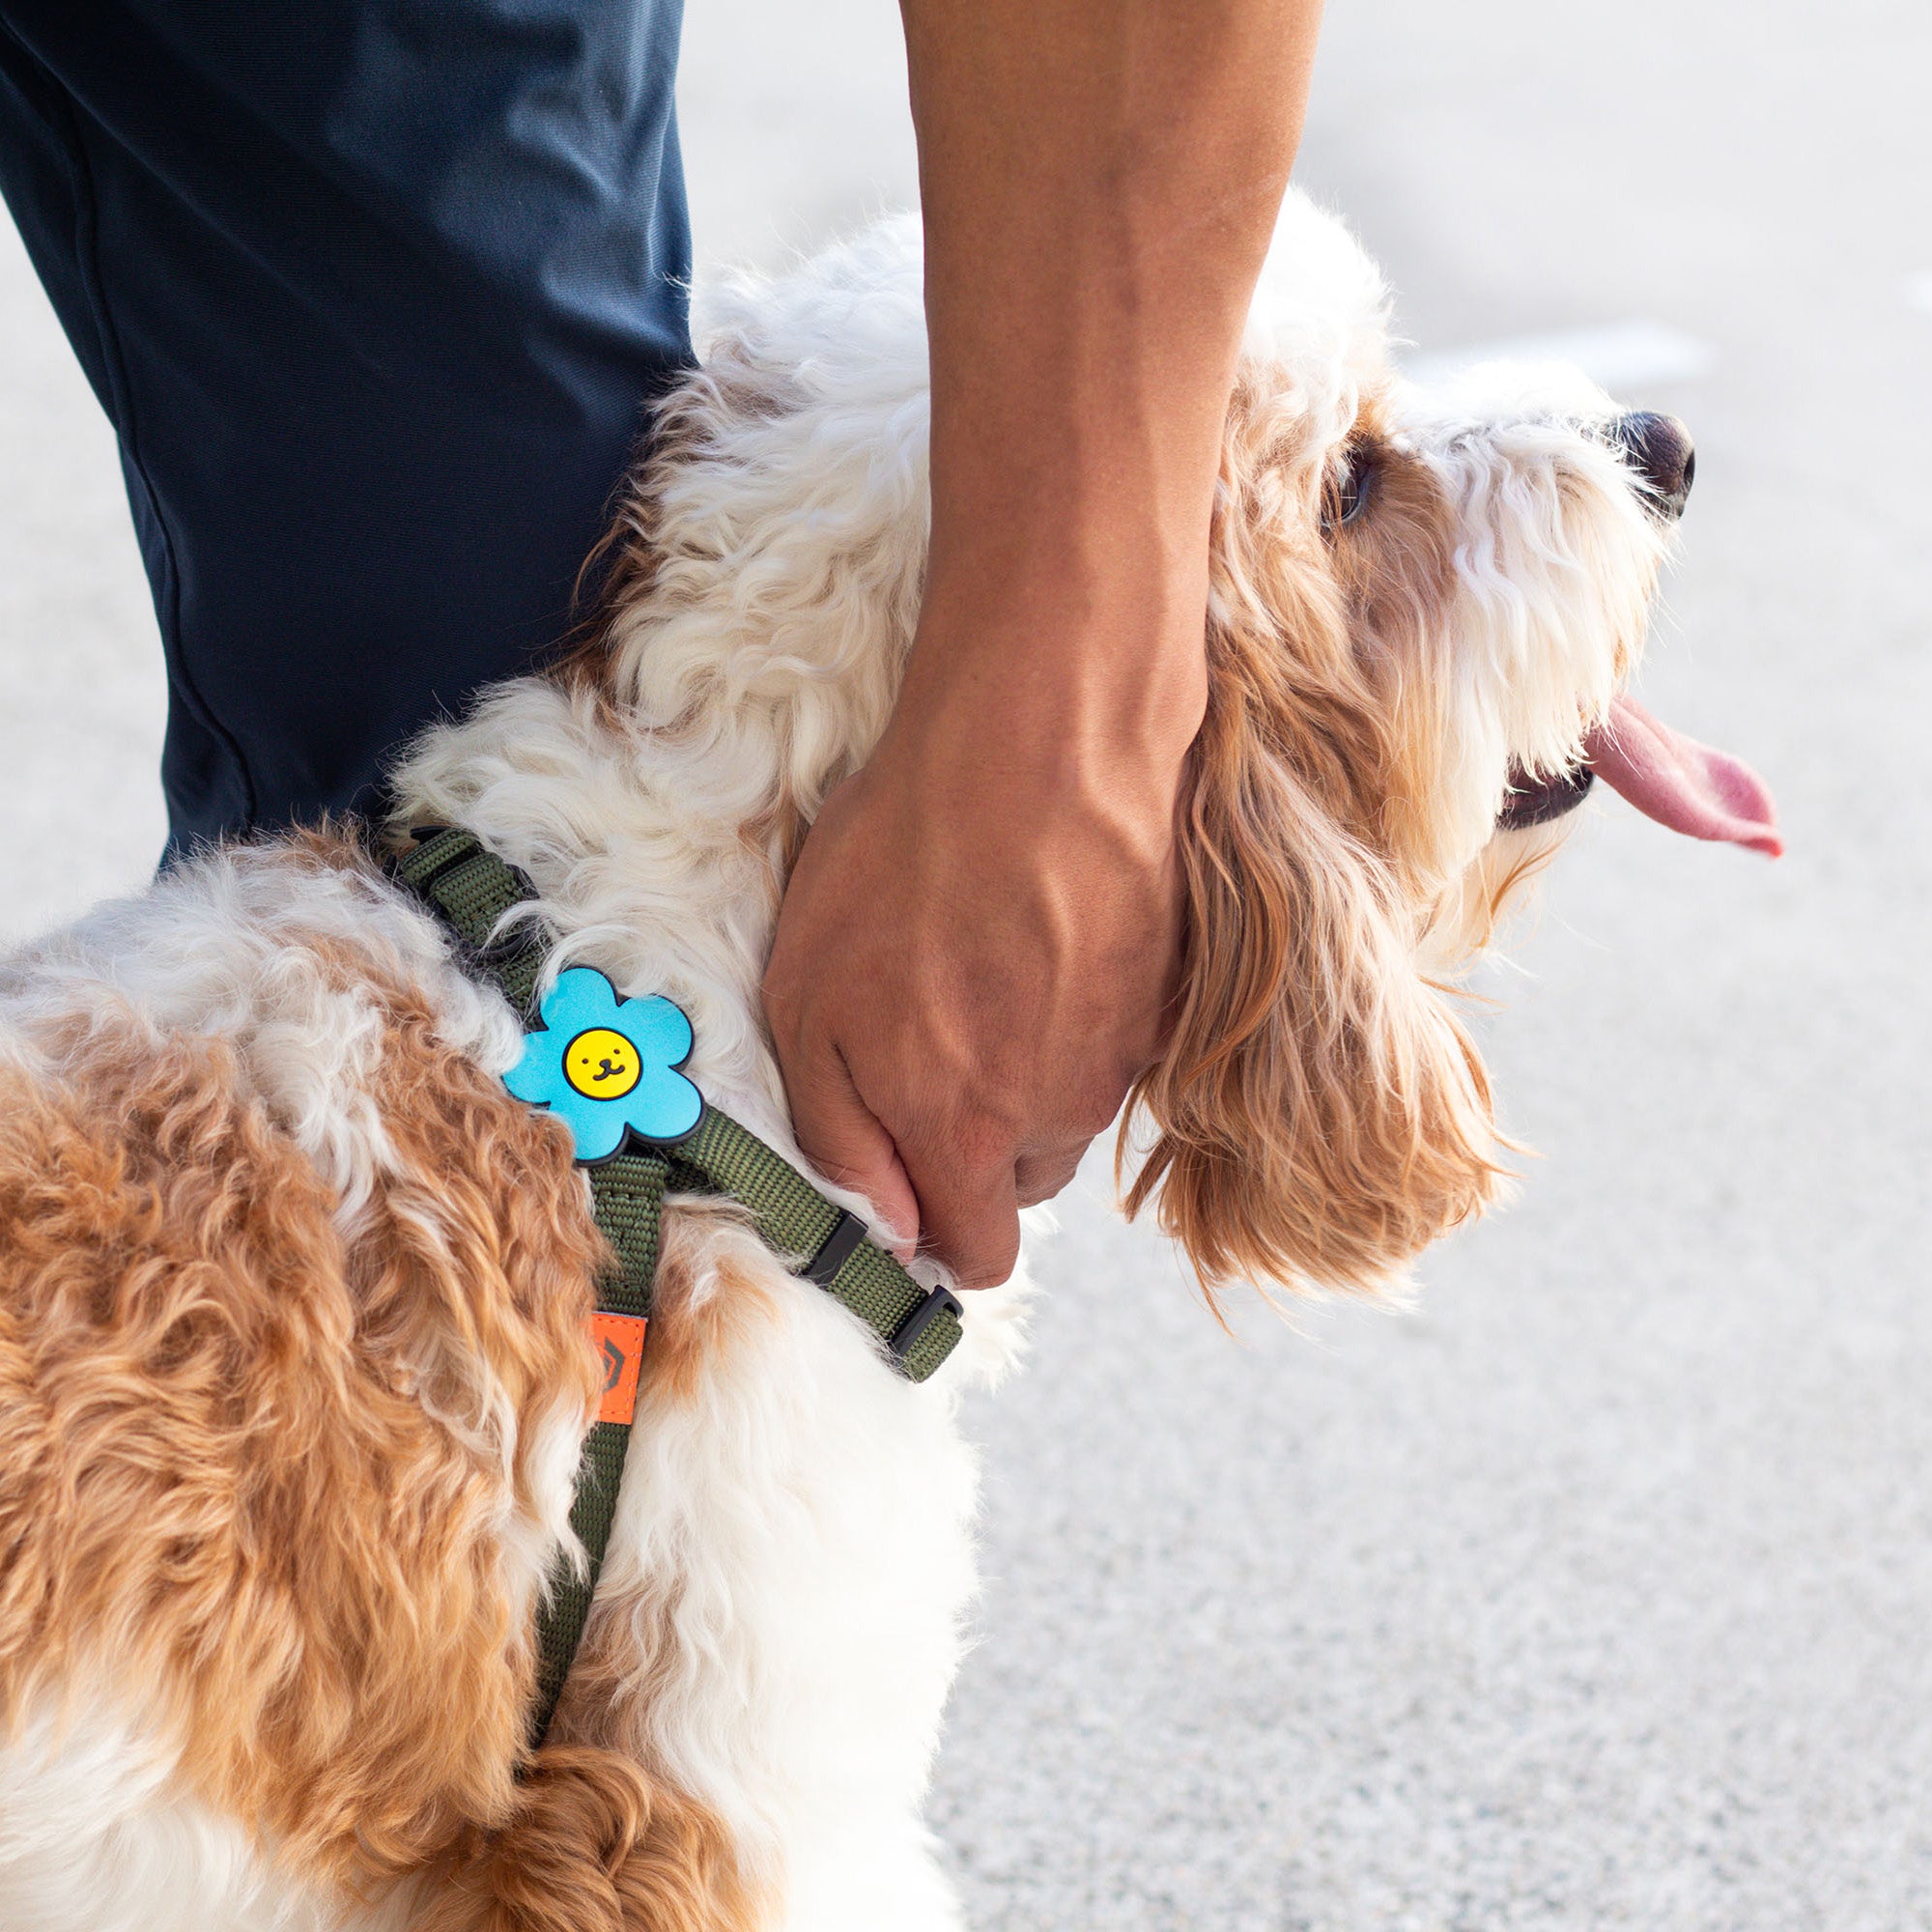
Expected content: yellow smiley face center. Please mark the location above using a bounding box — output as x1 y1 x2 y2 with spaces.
563 1027 641 1100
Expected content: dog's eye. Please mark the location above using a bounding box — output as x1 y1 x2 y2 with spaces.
1322 455 1375 536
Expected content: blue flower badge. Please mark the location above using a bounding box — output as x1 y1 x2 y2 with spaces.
503 967 703 1162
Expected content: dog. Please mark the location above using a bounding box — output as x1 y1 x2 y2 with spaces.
0 192 1776 1931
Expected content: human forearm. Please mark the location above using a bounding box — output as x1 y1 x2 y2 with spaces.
902 0 1322 765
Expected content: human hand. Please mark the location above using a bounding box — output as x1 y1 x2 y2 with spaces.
761 582 1203 1288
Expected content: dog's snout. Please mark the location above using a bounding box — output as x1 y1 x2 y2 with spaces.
1611 412 1695 518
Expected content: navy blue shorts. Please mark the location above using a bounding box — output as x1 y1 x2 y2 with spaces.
0 1 691 848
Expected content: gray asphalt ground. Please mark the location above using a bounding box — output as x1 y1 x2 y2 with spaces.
3 3 1928 1927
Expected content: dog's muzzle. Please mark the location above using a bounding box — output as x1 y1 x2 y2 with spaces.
1495 412 1698 831
1611 411 1695 521
1497 761 1596 831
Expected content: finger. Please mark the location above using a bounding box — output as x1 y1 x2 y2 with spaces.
901 1140 1021 1291
778 1036 922 1261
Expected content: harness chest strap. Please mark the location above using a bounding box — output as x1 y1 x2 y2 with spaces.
389 825 963 1743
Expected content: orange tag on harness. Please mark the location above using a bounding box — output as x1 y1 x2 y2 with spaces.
591 1312 646 1425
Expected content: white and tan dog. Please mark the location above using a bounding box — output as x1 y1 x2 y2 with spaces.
0 194 1776 1932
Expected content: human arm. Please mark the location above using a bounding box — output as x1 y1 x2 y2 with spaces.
761 0 1324 1287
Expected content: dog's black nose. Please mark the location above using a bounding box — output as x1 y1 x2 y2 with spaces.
1611 412 1695 517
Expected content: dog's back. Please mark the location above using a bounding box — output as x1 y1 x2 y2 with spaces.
0 833 616 1922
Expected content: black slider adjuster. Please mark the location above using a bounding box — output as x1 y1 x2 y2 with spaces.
888 1284 965 1363
804 1208 867 1288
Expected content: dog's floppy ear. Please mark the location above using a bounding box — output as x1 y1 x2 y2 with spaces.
1122 528 1502 1298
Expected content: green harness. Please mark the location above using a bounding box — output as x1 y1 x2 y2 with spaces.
388 826 963 1744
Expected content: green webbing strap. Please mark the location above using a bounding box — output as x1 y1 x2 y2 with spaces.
391 824 549 1015
386 825 963 1743
523 1151 666 1734
664 1107 965 1385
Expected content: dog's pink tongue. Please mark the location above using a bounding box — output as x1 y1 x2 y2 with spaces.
1585 696 1783 857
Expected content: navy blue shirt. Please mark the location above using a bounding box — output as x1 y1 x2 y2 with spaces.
0 1 691 844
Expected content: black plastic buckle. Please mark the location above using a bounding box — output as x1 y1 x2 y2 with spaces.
887 1284 964 1363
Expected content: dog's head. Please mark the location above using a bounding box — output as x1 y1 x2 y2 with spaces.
1129 194 1778 1298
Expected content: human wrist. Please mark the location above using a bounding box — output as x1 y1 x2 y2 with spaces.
917 327 1229 779
899 561 1209 788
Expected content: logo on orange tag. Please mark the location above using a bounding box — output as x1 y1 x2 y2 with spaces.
591 1312 646 1425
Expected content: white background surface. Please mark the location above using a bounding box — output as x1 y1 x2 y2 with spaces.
2 2 1927 1925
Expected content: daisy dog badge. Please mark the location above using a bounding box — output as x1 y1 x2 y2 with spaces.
504 967 703 1161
